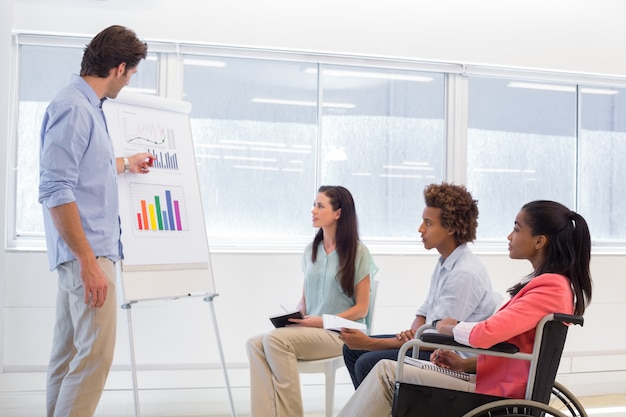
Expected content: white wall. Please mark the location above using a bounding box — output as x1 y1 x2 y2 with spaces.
2 0 626 415
9 0 626 76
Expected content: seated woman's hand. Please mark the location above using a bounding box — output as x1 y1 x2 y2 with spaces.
431 349 477 373
289 315 323 328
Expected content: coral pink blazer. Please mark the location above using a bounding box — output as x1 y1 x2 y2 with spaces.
471 273 574 399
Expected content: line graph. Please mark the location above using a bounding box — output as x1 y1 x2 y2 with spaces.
125 123 171 146
122 110 177 151
128 136 166 146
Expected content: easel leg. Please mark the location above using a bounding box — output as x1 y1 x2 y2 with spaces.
204 294 237 417
122 302 141 417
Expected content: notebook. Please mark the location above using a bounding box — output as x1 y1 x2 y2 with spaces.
269 310 303 328
322 314 367 333
403 356 473 381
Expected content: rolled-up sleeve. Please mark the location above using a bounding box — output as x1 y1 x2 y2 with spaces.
39 104 89 208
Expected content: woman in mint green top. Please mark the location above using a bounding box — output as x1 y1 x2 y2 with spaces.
301 240 374 323
246 185 378 417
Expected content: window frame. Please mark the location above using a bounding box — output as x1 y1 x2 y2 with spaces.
7 33 626 254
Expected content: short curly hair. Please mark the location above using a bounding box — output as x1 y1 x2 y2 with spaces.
423 182 479 245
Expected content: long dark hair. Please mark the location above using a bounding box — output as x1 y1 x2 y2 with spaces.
508 200 593 316
311 186 360 297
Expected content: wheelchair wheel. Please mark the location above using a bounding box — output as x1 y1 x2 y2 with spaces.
549 381 588 417
462 399 570 417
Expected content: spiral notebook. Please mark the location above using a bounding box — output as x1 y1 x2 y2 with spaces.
403 356 473 381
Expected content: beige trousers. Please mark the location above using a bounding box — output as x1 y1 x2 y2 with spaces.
246 326 344 417
46 257 117 417
337 359 476 417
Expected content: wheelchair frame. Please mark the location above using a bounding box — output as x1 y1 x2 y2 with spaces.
392 313 587 417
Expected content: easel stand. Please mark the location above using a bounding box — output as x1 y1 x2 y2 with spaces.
105 92 233 416
122 294 236 417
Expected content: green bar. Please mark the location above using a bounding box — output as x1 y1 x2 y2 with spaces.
155 196 163 230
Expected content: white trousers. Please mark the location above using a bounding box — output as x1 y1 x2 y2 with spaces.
46 257 117 417
246 326 344 417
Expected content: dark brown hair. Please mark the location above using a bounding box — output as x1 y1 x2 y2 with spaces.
423 182 479 245
80 25 148 77
311 186 360 297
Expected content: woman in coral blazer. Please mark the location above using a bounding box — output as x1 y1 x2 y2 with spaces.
336 200 594 417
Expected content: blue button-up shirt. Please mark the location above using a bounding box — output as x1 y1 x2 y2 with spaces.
416 243 495 324
39 74 121 270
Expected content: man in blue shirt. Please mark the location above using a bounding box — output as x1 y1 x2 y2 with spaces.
339 182 496 388
39 25 153 417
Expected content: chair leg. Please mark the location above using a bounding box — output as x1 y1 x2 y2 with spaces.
325 364 336 417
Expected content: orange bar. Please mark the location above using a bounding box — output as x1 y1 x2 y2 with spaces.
141 200 149 230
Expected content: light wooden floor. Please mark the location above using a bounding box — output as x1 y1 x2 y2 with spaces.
1 391 625 416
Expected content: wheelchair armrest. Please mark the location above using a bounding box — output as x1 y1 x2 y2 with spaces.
553 313 584 327
420 333 520 354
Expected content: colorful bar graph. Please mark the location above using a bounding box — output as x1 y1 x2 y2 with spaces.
133 186 185 232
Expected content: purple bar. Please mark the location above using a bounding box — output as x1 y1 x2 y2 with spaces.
174 200 182 230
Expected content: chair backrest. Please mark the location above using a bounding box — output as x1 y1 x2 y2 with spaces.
364 279 379 334
528 313 584 403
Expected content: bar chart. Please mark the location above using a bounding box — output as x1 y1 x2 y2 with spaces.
147 147 179 171
128 183 188 232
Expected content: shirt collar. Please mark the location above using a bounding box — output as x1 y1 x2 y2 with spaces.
439 243 468 272
70 74 103 109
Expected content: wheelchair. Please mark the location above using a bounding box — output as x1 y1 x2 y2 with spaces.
391 313 587 417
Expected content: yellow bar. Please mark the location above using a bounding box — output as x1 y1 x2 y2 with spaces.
149 204 157 230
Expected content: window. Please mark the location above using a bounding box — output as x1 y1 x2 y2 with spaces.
182 58 446 246
318 65 445 238
467 76 626 243
8 34 626 251
467 77 577 241
15 45 85 240
183 56 318 246
579 86 626 242
10 37 157 247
